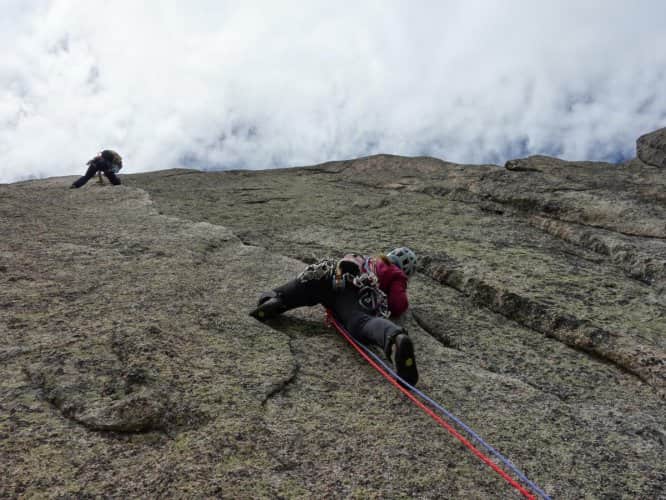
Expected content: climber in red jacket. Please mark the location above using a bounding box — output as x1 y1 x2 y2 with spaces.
250 247 419 385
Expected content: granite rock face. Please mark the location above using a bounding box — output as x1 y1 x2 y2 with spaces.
637 127 666 168
1 131 665 498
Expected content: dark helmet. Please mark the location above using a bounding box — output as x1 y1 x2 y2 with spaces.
387 247 417 277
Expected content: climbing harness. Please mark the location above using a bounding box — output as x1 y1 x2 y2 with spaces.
325 309 551 500
299 256 390 318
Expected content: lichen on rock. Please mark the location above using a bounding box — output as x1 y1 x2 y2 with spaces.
1 129 665 498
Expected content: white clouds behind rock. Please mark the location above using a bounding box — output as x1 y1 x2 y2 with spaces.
1 0 665 182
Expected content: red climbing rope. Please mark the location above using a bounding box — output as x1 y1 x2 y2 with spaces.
326 309 536 500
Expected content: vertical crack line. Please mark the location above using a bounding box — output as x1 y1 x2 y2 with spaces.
262 337 301 406
411 309 460 351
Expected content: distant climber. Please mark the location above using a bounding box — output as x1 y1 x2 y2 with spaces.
70 150 123 189
251 247 420 385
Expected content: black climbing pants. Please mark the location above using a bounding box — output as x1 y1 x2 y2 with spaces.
274 277 403 355
72 164 121 188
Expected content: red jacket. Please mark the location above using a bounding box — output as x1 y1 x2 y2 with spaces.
374 258 409 317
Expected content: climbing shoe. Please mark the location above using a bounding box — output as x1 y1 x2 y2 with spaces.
391 333 418 386
249 292 286 320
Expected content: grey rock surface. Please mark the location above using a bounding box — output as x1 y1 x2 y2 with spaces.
637 127 666 168
1 135 665 498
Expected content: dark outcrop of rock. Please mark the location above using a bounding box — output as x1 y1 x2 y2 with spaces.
637 127 666 168
1 129 665 498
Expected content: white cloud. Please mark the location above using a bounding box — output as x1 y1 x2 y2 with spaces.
1 0 665 182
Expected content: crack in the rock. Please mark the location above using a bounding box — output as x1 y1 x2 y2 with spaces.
231 232 264 250
436 184 666 242
410 301 571 401
424 184 666 286
22 366 169 434
528 216 666 285
477 362 569 402
544 187 593 193
522 208 666 241
421 258 665 389
244 197 293 205
505 166 542 173
411 309 460 351
262 336 301 406
296 168 345 177
556 247 605 265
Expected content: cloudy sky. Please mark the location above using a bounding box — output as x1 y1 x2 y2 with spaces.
1 1 665 183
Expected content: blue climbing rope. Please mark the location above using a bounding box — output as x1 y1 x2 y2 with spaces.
326 310 552 500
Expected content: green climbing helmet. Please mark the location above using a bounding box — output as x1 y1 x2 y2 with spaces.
387 247 417 277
